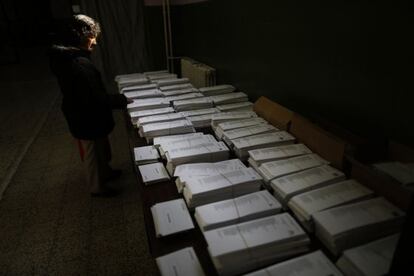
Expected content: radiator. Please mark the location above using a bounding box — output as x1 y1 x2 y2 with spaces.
181 57 216 88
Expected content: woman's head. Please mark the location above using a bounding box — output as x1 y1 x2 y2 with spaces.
70 14 101 50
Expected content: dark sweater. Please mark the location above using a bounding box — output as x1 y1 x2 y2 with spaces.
49 45 127 140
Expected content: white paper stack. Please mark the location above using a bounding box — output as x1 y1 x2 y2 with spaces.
123 89 164 100
211 111 258 130
210 92 248 105
214 117 268 139
179 107 220 117
313 197 405 256
203 213 310 276
245 250 343 276
257 153 329 183
165 141 229 175
153 77 190 87
158 134 218 157
173 97 214 111
137 113 185 127
120 83 157 94
161 87 199 97
164 92 204 103
288 179 374 231
248 144 312 170
216 101 253 112
183 167 263 208
373 161 414 186
115 72 144 82
156 247 205 276
194 190 282 231
138 162 170 185
116 75 149 89
174 159 247 193
127 98 170 112
270 165 346 205
129 107 175 125
133 146 160 165
140 119 195 141
336 234 400 276
199 84 235 96
159 83 194 92
148 73 177 81
153 132 204 147
151 198 194 237
222 124 279 147
188 114 216 128
232 131 296 160
143 69 169 76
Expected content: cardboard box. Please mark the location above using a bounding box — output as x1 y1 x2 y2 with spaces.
253 96 294 130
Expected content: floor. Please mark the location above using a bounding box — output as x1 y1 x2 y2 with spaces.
0 47 158 275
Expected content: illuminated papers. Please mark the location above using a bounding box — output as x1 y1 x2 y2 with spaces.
232 131 296 160
140 119 195 140
151 198 194 237
222 124 279 147
203 213 310 276
373 161 414 186
116 75 149 89
127 98 170 112
173 97 214 111
270 165 346 205
174 159 246 193
143 69 169 76
183 167 263 208
153 132 204 147
147 73 177 81
336 234 400 276
198 84 235 96
159 83 194 91
313 197 405 256
156 247 205 276
210 92 248 105
179 107 220 117
115 72 144 82
257 153 329 183
216 102 253 112
153 77 190 87
161 87 199 97
133 145 160 165
138 162 170 185
164 92 204 103
189 114 215 128
246 250 343 276
129 107 175 125
123 89 164 99
120 83 157 94
194 190 282 231
210 111 258 129
137 113 185 127
214 117 267 139
158 134 218 157
248 143 312 170
288 179 374 231
165 141 229 175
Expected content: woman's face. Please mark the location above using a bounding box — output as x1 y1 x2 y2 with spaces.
81 35 97 51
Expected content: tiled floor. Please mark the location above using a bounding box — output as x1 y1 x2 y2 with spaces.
0 48 157 275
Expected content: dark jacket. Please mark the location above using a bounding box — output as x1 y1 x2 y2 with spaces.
49 45 127 140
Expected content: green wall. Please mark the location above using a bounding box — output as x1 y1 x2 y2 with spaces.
166 0 413 144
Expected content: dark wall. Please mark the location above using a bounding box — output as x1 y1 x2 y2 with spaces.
169 0 413 144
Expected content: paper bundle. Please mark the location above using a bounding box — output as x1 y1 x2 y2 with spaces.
138 162 170 185
133 145 160 165
153 77 190 87
210 92 248 105
158 134 218 157
120 83 157 94
198 84 235 96
127 98 170 112
129 107 175 125
161 87 199 97
139 119 195 141
179 107 220 117
173 97 214 111
152 132 204 147
156 247 205 276
210 111 258 130
222 123 279 147
137 113 185 127
123 89 164 99
164 92 204 103
159 83 194 91
214 117 267 139
148 73 177 81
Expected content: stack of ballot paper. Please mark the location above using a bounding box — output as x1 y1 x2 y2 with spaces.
194 190 282 231
232 131 296 160
288 179 374 231
152 132 204 148
140 119 195 141
179 107 220 117
174 159 247 193
188 114 216 128
313 197 405 256
116 75 149 89
210 92 248 105
120 83 157 94
248 144 312 170
148 73 177 81
138 162 170 185
156 247 205 276
158 134 218 157
127 98 170 112
270 165 346 206
214 117 267 139
129 107 175 125
151 198 194 237
203 213 310 276
373 161 414 186
115 72 144 82
143 69 169 76
222 124 279 147
173 97 214 111
245 250 343 276
161 87 199 97
153 77 190 87
199 84 235 96
133 146 160 165
336 234 400 276
216 101 253 112
257 153 329 183
123 89 164 100
159 83 194 92
183 167 263 208
137 113 185 127
210 111 258 130
164 92 204 103
165 141 229 174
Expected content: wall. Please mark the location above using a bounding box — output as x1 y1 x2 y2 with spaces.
168 0 413 144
